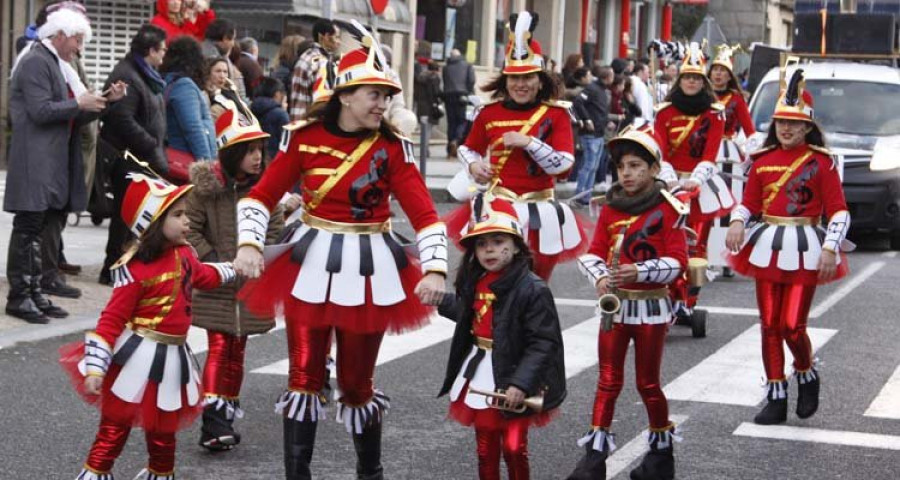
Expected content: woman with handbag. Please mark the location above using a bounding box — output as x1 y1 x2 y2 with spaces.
232 21 448 479
448 11 586 281
160 35 216 183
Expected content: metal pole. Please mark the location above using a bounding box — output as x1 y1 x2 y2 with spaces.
323 0 333 20
419 117 430 176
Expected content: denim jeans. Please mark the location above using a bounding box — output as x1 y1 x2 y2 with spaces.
575 135 606 204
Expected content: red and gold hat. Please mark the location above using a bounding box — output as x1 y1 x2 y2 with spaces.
678 41 710 81
460 191 524 243
710 44 741 78
772 69 815 123
334 20 401 95
312 61 337 105
120 173 193 238
503 11 544 75
607 122 664 165
214 91 269 151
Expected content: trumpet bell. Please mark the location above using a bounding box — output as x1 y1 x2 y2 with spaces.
468 388 545 413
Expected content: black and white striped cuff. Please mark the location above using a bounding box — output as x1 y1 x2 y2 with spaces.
635 257 682 284
524 137 574 175
823 210 850 253
207 262 237 284
690 161 717 185
457 144 483 166
577 254 610 285
417 223 449 274
658 161 678 184
84 332 112 377
237 198 271 252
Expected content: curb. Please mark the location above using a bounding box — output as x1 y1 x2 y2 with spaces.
0 312 98 350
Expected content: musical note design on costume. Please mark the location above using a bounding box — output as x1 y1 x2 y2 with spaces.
349 148 389 220
622 210 664 262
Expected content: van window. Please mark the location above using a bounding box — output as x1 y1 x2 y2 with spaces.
752 80 900 136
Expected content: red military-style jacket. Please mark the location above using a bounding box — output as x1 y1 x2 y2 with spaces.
247 120 439 231
716 89 756 139
655 102 725 173
463 100 574 195
94 245 226 346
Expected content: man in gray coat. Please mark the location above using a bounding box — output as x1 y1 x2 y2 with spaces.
442 48 475 157
4 8 124 323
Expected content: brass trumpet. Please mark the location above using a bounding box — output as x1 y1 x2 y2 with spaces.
687 257 709 287
468 388 544 413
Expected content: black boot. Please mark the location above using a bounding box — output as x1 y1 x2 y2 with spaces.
353 423 384 480
566 429 613 480
28 240 68 319
796 369 820 419
200 403 239 451
284 417 317 480
754 380 788 425
629 426 676 480
5 233 48 324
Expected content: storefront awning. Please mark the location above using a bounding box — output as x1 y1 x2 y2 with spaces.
214 0 411 33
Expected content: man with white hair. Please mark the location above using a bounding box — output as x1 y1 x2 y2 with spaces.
3 6 125 324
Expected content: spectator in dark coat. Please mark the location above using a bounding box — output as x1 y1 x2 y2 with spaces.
272 34 304 92
250 77 290 160
570 67 611 206
236 37 264 96
98 24 169 285
442 49 475 156
415 61 443 125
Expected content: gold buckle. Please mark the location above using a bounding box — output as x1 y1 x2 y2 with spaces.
762 215 819 227
492 186 555 203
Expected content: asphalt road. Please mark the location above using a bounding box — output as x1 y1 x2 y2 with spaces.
1 203 899 479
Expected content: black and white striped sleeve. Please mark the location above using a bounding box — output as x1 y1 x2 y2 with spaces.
823 210 851 253
237 198 271 252
577 253 610 285
206 262 237 284
635 257 682 284
84 332 112 377
523 137 575 175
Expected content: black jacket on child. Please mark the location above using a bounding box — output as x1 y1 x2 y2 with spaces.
437 261 567 415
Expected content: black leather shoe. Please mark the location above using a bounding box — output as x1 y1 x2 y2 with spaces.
59 262 82 275
32 295 69 318
41 280 82 299
796 370 820 419
6 300 50 324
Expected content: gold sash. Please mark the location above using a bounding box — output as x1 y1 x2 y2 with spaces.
490 105 549 178
762 150 815 213
305 132 381 212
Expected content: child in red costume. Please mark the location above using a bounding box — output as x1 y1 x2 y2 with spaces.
726 69 850 425
62 173 236 480
568 124 688 480
435 191 566 480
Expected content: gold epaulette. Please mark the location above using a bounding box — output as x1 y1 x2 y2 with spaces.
749 144 777 158
543 99 571 110
283 118 318 132
654 102 672 113
808 144 832 155
711 102 725 111
660 189 689 215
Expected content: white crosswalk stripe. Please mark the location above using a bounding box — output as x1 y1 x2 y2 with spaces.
864 363 900 419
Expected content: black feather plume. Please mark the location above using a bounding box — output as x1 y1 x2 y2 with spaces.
785 69 804 107
473 193 484 222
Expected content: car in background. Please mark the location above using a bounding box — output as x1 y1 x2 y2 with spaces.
748 62 900 248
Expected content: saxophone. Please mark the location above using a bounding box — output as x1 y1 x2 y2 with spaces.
598 229 625 331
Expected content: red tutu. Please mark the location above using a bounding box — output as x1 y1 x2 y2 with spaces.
59 341 202 432
239 251 432 335
726 249 849 286
447 380 558 430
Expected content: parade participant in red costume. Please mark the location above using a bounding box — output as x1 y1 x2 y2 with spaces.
185 97 284 451
726 69 850 425
232 20 447 480
568 124 688 480
449 11 586 281
435 191 565 480
62 172 236 480
654 41 728 316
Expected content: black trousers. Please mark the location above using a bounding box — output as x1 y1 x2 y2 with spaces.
9 209 66 285
101 157 136 276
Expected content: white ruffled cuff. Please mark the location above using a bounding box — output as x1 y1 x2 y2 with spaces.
524 137 575 175
731 205 752 226
416 223 449 275
206 262 236 285
658 161 678 184
689 161 717 185
237 198 271 252
577 253 610 285
84 332 112 377
822 210 850 253
457 144 483 167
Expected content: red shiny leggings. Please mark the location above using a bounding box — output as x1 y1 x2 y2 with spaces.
202 332 248 398
689 218 713 260
756 280 816 380
286 324 383 405
527 229 557 281
592 323 670 429
475 417 531 480
85 416 176 474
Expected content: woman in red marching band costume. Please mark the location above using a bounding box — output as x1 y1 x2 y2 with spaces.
708 45 755 166
62 172 236 480
232 21 447 480
448 11 586 281
568 124 687 480
654 41 728 315
726 69 850 425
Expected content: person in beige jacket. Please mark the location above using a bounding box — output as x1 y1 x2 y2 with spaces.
186 100 283 452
